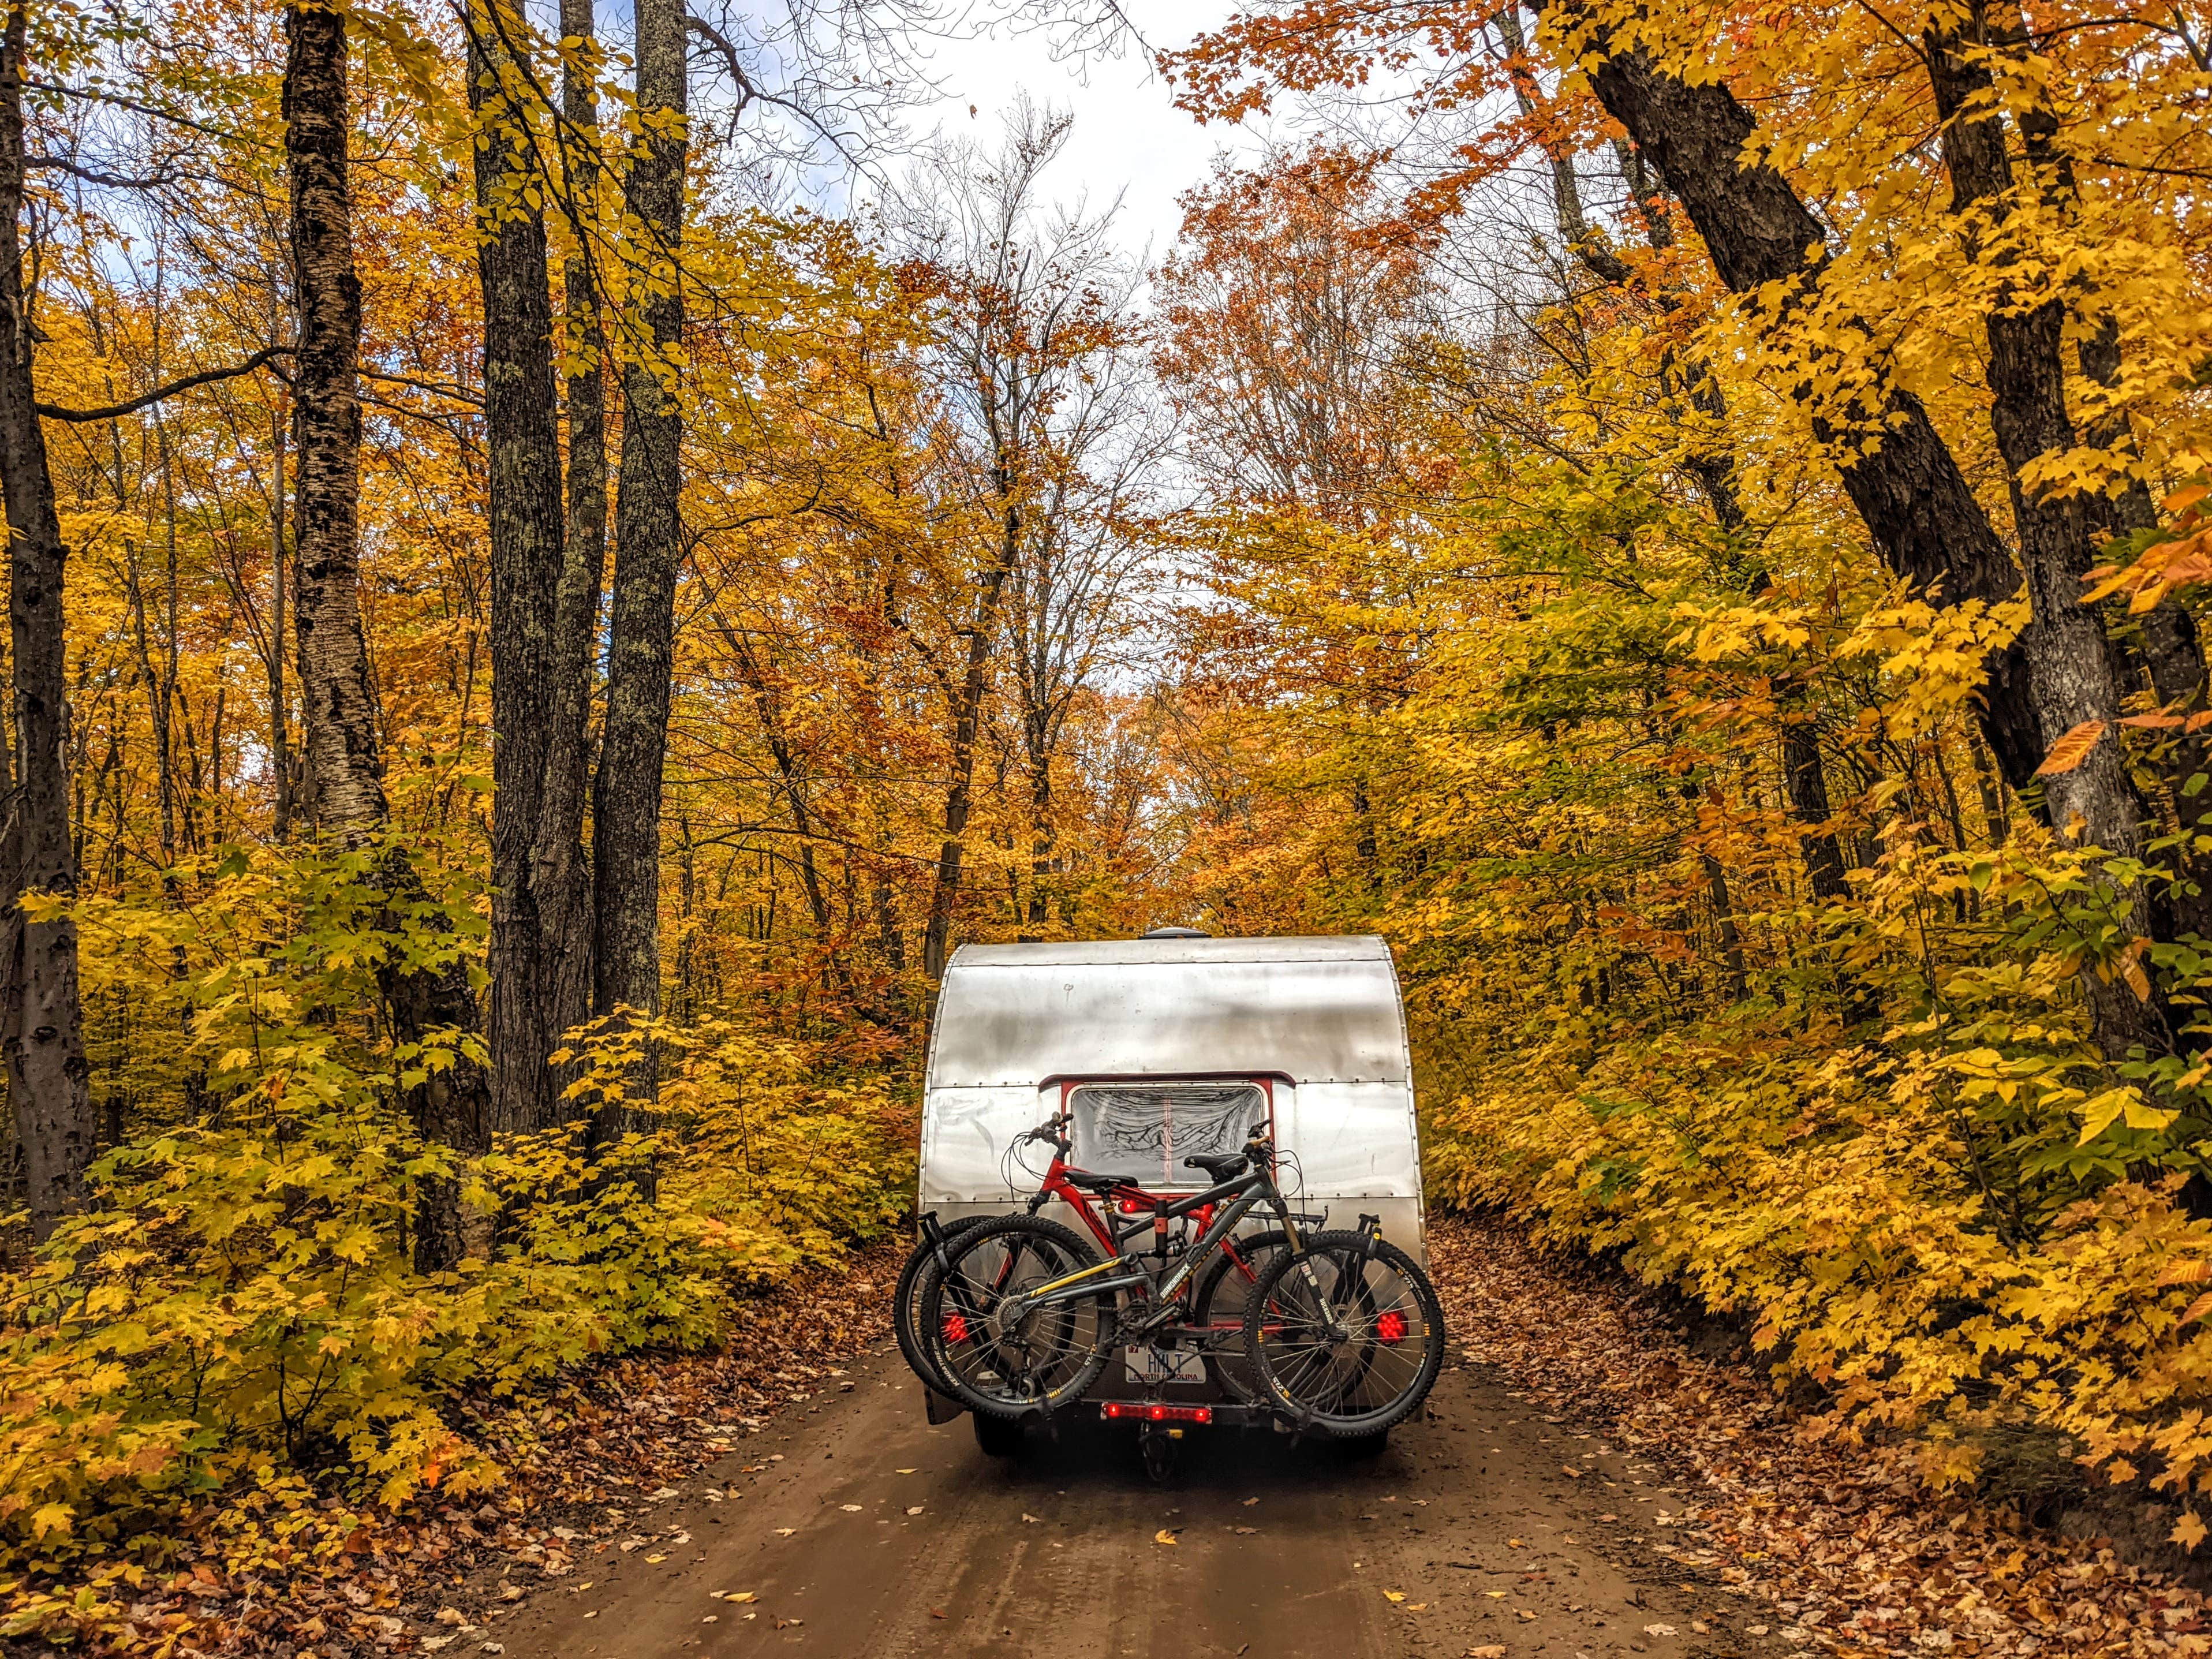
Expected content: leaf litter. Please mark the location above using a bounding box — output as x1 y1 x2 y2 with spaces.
9 1240 902 1657
1431 1212 2212 1657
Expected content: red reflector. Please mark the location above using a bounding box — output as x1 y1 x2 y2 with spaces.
943 1312 969 1344
1119 1199 1144 1214
1100 1402 1211 1424
1375 1310 1407 1346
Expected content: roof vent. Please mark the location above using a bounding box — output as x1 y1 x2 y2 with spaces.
1141 926 1211 940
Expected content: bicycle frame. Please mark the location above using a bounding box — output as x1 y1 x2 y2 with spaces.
1011 1122 1285 1314
1001 1149 1306 1326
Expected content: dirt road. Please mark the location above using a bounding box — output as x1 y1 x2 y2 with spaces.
492 1342 1761 1659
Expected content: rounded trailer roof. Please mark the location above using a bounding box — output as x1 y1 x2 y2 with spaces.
926 935 1410 1089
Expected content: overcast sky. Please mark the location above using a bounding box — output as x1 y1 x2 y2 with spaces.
892 1 1269 263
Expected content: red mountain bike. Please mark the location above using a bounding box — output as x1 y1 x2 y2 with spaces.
895 1112 1303 1410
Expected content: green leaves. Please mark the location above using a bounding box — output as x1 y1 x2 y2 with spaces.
0 839 911 1602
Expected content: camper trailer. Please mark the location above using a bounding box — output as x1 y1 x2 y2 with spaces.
916 932 1424 1436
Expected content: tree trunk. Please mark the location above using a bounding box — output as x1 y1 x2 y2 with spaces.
538 0 606 1096
921 503 1021 982
268 379 293 842
1781 715 1851 901
472 0 584 1135
592 0 685 1143
1924 19 2169 1058
1565 110 1845 896
719 618 837 948
1024 715 1053 931
286 0 490 1268
0 7 91 1241
287 3 384 838
1542 9 2046 790
1701 851 1746 1002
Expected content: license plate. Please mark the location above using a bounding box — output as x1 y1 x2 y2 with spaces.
1125 1346 1206 1383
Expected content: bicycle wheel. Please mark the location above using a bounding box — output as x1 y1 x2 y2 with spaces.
922 1214 1119 1420
1191 1229 1288 1404
1243 1230 1445 1437
894 1215 994 1396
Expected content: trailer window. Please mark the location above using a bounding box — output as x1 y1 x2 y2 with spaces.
1066 1083 1266 1186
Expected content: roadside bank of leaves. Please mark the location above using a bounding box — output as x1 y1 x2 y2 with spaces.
4 1242 901 1658
1432 1212 2211 1658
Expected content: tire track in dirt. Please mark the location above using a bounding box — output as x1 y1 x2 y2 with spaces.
491 1340 1756 1659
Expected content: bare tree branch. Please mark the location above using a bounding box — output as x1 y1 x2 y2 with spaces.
36 345 292 423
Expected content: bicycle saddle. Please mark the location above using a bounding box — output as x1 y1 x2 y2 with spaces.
1183 1151 1250 1181
1061 1167 1124 1192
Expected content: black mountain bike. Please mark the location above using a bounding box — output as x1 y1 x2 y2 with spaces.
918 1120 1446 1437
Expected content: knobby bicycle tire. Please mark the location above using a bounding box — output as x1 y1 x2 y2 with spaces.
1244 1230 1445 1437
921 1213 1118 1421
1191 1228 1288 1404
894 1214 995 1397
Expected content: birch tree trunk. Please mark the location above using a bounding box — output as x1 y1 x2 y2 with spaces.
286 0 491 1268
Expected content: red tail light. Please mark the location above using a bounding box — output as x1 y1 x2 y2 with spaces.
1375 1311 1407 1346
1119 1199 1146 1215
943 1312 969 1345
1101 1403 1212 1424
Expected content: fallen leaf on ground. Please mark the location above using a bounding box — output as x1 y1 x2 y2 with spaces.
1242 1496 1259 1506
719 1592 756 1604
774 1527 797 1536
839 1503 864 1512
906 1505 924 1515
1468 1647 1508 1658
1560 1465 1582 1478
931 1608 948 1620
1643 1624 1676 1638
896 1468 917 1474
1154 1528 1180 1545
1507 1537 1523 1548
1384 1590 1406 1602
643 1553 666 1564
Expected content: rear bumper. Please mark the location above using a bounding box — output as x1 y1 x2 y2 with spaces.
920 1386 1283 1430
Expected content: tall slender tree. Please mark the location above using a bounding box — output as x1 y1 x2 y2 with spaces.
285 0 491 1266
0 5 92 1239
592 0 686 1116
470 0 588 1134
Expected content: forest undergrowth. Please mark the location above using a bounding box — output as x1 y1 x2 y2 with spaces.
1439 1212 2212 1657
